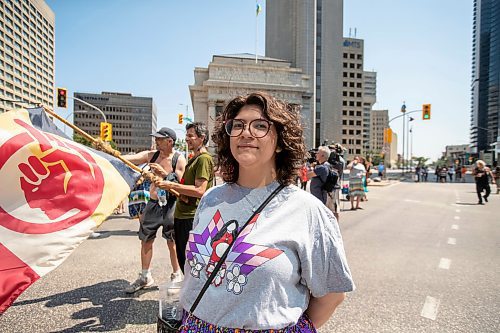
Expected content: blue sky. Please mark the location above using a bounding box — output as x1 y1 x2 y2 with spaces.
47 0 472 161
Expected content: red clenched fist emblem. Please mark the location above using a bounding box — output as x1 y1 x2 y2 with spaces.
0 119 105 234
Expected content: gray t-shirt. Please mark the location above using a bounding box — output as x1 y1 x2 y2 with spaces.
180 181 354 330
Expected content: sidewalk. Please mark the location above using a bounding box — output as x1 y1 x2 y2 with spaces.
367 179 397 187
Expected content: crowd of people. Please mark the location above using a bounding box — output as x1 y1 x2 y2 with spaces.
116 90 498 331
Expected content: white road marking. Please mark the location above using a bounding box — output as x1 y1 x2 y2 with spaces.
404 199 421 203
451 224 459 230
447 238 456 245
454 216 460 220
439 258 451 270
455 209 461 213
421 296 440 320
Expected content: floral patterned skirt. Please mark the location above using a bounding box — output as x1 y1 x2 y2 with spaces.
178 311 316 333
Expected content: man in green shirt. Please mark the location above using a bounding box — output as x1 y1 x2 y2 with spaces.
155 122 214 273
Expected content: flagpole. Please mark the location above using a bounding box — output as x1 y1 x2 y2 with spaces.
255 0 258 64
42 106 181 198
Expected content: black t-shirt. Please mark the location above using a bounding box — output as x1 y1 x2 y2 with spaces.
474 167 489 185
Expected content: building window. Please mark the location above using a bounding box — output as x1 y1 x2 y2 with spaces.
343 81 347 87
343 53 347 58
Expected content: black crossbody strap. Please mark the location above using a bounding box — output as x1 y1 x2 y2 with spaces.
189 183 285 313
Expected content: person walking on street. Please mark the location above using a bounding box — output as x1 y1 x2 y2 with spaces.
123 127 186 293
347 156 366 210
155 122 214 273
176 92 354 331
473 160 495 204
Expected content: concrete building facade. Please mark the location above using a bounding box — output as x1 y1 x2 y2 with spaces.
0 0 55 113
189 54 312 148
340 38 364 158
370 109 388 155
73 92 157 153
265 0 343 148
363 70 376 151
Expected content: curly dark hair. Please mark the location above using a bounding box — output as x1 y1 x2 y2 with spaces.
212 92 306 185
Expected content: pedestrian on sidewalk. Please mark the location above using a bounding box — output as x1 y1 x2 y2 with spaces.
455 165 462 182
177 92 354 331
472 160 495 204
155 122 214 274
347 156 366 210
461 165 467 183
377 162 385 179
448 166 454 182
123 127 186 293
422 165 428 182
494 166 500 194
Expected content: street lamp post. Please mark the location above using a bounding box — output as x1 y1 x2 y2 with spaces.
72 96 107 123
401 103 406 174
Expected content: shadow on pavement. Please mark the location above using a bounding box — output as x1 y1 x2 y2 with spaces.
15 280 157 332
88 230 138 239
455 202 481 206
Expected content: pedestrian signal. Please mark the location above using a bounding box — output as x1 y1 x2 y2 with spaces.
57 88 67 108
178 113 183 124
422 104 431 120
100 122 112 141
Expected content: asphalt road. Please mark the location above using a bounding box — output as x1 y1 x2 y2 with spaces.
1 181 499 332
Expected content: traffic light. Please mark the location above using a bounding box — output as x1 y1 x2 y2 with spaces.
178 113 183 124
57 88 67 108
383 128 393 144
422 104 431 120
100 122 112 141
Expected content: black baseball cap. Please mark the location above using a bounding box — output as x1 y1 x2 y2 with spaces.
150 127 177 141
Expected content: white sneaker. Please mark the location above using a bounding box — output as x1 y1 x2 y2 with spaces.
125 274 154 294
170 271 183 283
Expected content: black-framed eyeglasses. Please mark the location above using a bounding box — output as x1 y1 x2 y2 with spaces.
224 119 273 138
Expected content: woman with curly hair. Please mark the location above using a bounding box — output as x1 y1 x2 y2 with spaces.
175 92 354 332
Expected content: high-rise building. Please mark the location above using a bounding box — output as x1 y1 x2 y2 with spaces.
363 71 377 151
470 0 499 162
370 109 388 154
340 38 364 157
0 0 55 113
266 0 343 148
73 92 157 153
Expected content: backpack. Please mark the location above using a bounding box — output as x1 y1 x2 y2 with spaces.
128 151 180 218
321 167 339 193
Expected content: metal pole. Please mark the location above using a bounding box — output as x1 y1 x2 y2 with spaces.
410 126 413 169
407 118 410 172
71 96 107 123
402 111 406 175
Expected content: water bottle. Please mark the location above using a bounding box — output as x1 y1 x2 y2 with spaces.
158 281 183 329
157 189 167 207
